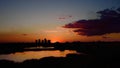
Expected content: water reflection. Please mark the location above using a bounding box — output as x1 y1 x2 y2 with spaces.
25 46 54 50
0 50 78 62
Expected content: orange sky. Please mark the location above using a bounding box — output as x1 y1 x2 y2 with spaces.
0 29 120 43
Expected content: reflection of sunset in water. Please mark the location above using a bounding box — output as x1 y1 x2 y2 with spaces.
0 50 78 62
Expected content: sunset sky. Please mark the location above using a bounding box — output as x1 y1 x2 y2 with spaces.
0 0 120 43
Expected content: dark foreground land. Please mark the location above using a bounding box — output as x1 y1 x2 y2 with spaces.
0 42 120 68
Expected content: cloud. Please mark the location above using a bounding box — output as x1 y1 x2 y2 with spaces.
63 8 120 36
22 34 28 36
58 15 72 20
44 30 58 33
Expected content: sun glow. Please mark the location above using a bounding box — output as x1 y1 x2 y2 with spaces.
50 37 63 43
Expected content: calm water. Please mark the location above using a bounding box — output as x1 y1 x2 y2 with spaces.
0 50 78 63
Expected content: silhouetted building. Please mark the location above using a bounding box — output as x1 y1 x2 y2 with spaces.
35 38 51 47
48 40 51 44
42 40 44 44
38 39 41 44
35 39 41 47
35 40 38 44
44 38 47 44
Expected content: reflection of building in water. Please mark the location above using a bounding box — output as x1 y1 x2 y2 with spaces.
35 38 51 46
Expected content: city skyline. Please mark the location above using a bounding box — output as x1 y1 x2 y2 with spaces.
0 0 120 43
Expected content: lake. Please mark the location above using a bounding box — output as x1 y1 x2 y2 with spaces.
0 50 79 63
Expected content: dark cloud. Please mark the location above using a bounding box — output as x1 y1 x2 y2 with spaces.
58 15 72 20
22 34 28 36
63 8 120 36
